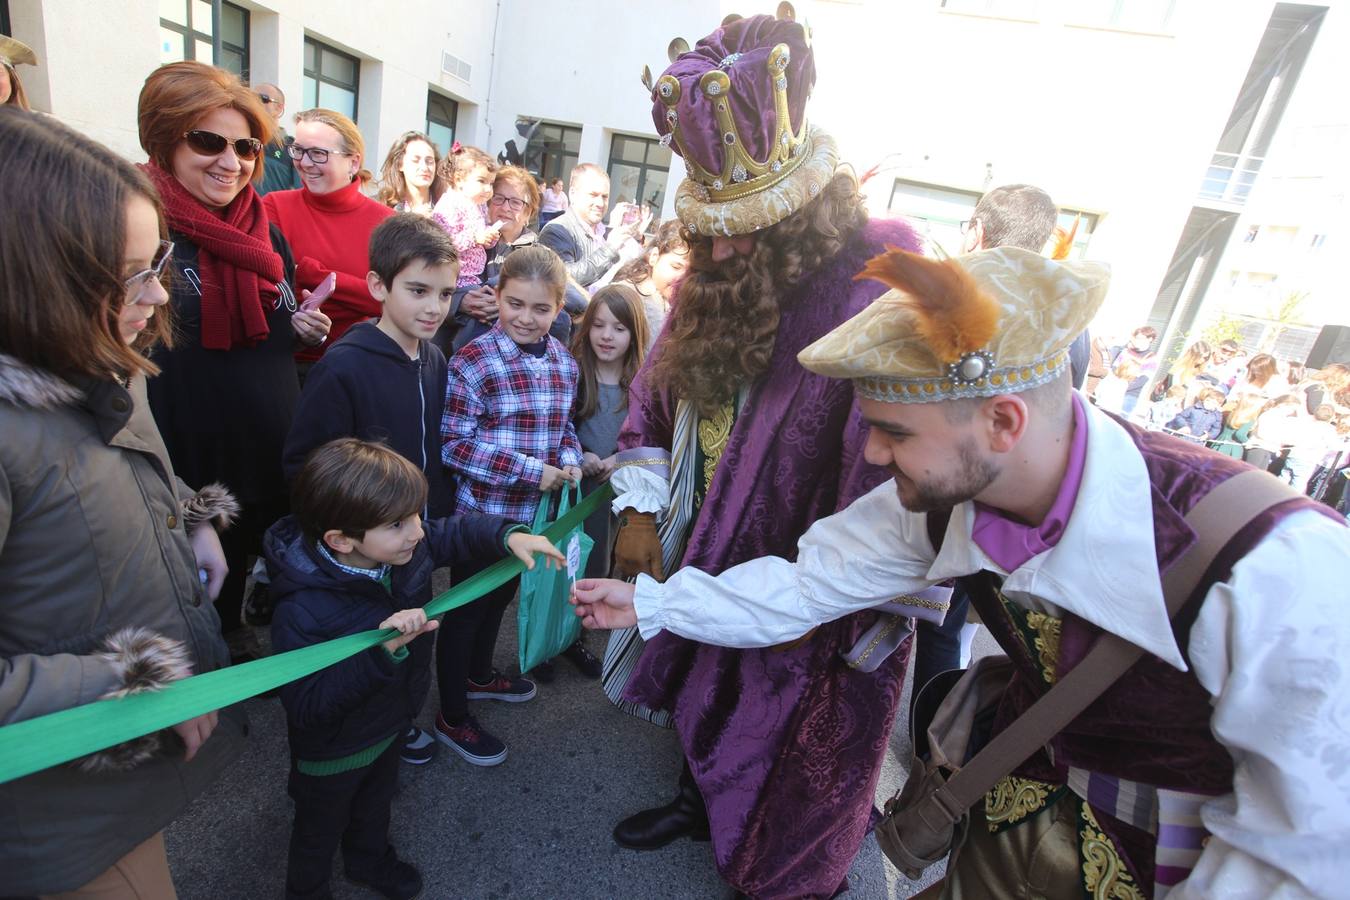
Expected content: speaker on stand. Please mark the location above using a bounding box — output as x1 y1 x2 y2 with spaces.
1305 324 1350 369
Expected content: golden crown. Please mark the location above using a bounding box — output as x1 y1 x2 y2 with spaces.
653 46 812 204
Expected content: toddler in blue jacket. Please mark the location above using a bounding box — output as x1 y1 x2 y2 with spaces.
266 438 561 900
1166 386 1227 443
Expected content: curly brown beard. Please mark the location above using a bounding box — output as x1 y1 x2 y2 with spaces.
648 171 869 416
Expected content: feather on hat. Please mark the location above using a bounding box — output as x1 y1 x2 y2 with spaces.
800 247 1110 403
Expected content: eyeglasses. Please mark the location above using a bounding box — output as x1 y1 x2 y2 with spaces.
257 93 278 105
489 194 527 212
183 130 264 161
287 143 350 165
124 241 175 305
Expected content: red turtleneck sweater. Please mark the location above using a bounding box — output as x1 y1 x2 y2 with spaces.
263 180 394 362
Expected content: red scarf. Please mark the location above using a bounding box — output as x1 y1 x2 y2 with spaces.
141 163 285 350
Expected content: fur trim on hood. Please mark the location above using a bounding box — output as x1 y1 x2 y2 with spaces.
0 353 82 410
76 627 194 773
181 482 240 533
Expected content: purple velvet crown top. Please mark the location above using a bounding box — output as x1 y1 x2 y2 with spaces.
652 14 816 178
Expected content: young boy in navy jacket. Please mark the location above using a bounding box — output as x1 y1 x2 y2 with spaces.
267 439 561 900
282 213 459 764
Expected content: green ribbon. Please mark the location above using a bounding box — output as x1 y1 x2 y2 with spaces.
0 484 613 785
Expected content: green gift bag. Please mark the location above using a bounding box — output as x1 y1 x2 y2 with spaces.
518 483 593 673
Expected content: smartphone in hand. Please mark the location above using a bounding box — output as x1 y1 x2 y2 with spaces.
300 272 337 312
621 203 642 226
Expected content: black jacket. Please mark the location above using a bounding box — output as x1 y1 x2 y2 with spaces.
266 512 511 760
283 322 453 517
147 224 299 506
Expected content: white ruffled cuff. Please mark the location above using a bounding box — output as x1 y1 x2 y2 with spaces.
611 448 670 516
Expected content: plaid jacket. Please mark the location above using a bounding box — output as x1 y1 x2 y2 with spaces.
441 324 583 520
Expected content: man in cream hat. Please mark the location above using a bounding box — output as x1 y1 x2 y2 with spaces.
577 246 1350 897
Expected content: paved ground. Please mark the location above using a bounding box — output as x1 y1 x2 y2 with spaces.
166 590 992 899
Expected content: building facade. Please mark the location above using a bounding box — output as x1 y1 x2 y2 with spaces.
3 0 1343 359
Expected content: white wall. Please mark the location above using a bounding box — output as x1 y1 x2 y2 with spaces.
798 0 1274 334
483 0 721 220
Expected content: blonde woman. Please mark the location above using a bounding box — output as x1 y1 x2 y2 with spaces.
263 108 394 368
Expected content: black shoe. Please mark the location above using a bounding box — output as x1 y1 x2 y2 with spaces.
531 660 556 683
562 639 602 678
400 727 436 765
613 772 710 850
345 858 422 900
242 581 275 626
434 713 507 766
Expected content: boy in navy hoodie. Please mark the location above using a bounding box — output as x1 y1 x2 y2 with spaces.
267 438 561 900
283 213 458 764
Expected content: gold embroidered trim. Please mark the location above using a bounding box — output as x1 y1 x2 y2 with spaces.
614 458 671 470
1080 803 1147 900
900 594 949 612
985 775 1054 831
1024 610 1062 685
697 401 736 495
844 617 898 669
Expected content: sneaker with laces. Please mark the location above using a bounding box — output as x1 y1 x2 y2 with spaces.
399 726 436 765
562 639 602 678
465 670 537 702
434 713 507 766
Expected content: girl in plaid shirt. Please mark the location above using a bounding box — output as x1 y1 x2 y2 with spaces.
435 245 583 766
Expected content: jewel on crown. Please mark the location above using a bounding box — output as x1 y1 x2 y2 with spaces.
652 37 810 203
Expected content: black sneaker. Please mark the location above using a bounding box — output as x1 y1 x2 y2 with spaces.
530 660 556 684
465 670 537 702
400 727 435 765
434 713 507 766
562 639 602 678
345 858 423 900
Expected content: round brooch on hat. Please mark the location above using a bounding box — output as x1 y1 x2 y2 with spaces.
947 350 996 386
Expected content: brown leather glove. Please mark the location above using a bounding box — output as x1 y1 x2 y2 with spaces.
611 509 664 582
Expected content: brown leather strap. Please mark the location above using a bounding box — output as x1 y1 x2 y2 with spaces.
915 468 1303 825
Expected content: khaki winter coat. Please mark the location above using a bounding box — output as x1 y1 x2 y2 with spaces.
0 353 246 895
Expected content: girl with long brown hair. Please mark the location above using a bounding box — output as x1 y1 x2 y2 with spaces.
610 219 689 347
0 106 244 899
375 130 445 213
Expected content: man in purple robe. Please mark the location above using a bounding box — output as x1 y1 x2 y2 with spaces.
597 8 927 898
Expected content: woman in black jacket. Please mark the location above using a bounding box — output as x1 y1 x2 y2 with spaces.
137 62 331 657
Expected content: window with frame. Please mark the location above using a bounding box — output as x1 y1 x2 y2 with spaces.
426 93 458 155
607 133 672 214
303 37 360 121
159 1 250 79
1066 0 1176 33
939 0 1039 20
522 120 582 187
1 1 11 37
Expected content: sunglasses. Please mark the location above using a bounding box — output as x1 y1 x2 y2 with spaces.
124 240 175 305
257 93 278 105
183 130 264 161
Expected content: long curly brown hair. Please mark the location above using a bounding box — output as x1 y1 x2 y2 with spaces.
648 170 868 415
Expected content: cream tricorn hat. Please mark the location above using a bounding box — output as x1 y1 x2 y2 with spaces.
0 36 37 69
798 246 1110 403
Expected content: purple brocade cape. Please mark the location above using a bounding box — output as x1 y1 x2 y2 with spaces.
619 219 923 899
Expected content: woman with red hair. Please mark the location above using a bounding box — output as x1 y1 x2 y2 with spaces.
137 61 330 658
